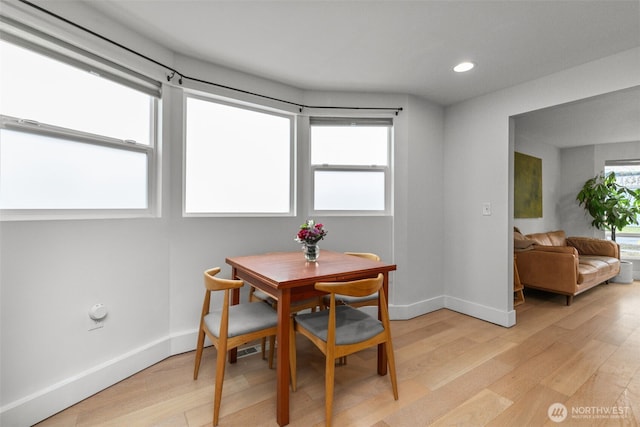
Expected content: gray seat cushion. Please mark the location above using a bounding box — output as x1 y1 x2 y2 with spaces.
295 305 384 345
252 289 277 305
204 302 278 338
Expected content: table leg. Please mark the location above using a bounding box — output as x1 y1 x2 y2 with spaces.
377 272 389 375
276 289 291 426
229 267 240 364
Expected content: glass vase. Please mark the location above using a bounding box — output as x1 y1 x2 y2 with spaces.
303 243 319 262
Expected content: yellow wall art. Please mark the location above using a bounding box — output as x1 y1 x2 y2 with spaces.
514 152 542 218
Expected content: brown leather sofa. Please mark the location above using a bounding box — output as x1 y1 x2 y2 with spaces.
514 229 620 305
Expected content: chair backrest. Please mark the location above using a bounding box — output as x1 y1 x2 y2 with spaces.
201 268 245 325
204 267 244 292
344 252 381 262
316 273 384 301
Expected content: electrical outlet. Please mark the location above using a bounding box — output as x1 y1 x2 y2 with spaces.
482 202 492 216
87 318 104 331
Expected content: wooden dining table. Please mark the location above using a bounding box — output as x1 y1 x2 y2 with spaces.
226 249 397 426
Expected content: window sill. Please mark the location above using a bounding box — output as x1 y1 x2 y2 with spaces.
0 210 158 221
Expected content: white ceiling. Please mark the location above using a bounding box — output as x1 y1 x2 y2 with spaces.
47 1 639 148
76 0 640 107
514 87 640 148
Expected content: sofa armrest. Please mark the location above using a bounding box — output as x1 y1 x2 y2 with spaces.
566 237 620 259
515 246 579 294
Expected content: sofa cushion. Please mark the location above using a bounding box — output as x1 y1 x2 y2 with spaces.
580 255 620 276
567 237 620 258
577 262 599 285
526 230 567 247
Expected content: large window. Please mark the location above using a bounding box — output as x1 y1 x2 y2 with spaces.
184 96 294 215
605 159 640 258
310 117 392 213
0 31 159 219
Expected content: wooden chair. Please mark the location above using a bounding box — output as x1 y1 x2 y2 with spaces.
290 273 398 427
320 252 381 365
194 268 279 426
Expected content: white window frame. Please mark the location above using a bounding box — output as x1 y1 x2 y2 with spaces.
182 93 296 217
310 117 393 216
0 19 161 221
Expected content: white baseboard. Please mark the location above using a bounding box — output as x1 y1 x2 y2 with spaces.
387 295 446 320
171 329 201 355
390 294 515 327
0 334 194 427
444 296 516 327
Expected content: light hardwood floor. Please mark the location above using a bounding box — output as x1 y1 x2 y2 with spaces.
37 281 640 427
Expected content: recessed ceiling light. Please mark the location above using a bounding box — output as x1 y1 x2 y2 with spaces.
453 62 475 73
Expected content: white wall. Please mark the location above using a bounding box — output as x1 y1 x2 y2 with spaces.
443 47 640 328
559 145 600 237
393 95 446 316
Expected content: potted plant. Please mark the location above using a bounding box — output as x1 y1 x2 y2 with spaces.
576 171 640 242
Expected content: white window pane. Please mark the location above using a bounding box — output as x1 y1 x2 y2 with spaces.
314 170 385 211
0 130 147 209
604 164 640 189
185 97 291 214
311 126 388 166
0 40 152 145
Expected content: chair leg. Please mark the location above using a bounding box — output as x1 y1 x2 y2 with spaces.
213 340 227 427
385 340 399 400
566 295 573 306
193 327 206 380
261 337 267 360
325 354 336 427
268 335 276 369
289 323 297 391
